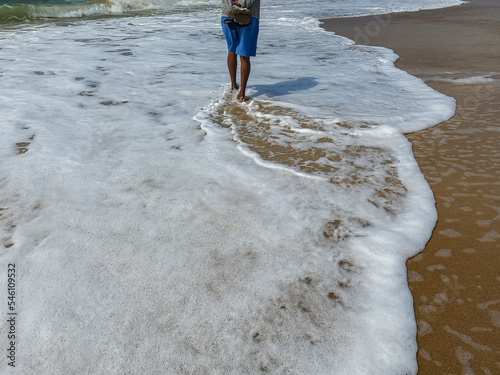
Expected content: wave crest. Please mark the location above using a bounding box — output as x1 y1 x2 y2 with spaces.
0 0 215 23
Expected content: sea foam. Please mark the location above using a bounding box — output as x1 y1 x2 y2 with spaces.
0 1 459 373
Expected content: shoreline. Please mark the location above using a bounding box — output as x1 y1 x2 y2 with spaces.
321 1 500 374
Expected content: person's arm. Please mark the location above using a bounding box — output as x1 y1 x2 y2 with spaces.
239 0 260 18
238 0 259 8
222 0 233 16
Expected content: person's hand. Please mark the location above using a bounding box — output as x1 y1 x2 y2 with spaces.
232 1 242 7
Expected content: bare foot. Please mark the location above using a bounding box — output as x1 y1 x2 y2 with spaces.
232 84 240 91
237 91 245 102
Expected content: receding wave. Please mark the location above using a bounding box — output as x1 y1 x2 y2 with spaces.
0 0 215 23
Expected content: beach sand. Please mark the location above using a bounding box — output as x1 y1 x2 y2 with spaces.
321 1 500 373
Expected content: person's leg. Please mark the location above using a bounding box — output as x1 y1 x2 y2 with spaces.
222 17 240 90
227 51 239 91
238 55 251 102
235 18 258 102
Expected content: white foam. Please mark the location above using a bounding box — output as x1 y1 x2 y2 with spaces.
4 0 465 21
267 0 465 19
436 248 452 257
0 1 460 373
427 73 500 85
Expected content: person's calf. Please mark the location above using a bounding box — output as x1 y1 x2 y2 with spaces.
239 56 251 102
227 51 238 90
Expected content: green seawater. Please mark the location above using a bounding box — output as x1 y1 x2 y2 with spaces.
0 0 113 24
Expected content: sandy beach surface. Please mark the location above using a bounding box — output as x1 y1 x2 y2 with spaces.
322 1 500 374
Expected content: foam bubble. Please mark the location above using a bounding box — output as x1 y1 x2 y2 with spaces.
427 264 447 271
438 228 463 238
456 346 474 375
435 248 452 257
427 73 500 85
478 230 500 242
417 320 434 336
434 293 449 303
490 311 500 328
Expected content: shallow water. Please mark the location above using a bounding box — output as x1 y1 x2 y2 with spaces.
0 0 465 25
407 78 500 374
0 0 463 373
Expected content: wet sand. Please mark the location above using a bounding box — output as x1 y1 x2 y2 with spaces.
321 1 500 374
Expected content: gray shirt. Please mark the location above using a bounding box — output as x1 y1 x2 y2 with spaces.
222 0 261 19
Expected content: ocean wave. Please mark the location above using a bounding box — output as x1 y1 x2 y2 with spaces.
0 0 215 23
0 1 110 22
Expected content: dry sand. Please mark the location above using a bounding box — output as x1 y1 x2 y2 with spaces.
321 1 500 374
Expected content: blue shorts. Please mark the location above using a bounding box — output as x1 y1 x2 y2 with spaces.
221 17 259 57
